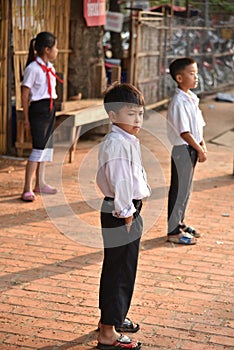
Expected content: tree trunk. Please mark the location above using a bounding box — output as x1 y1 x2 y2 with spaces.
68 0 106 98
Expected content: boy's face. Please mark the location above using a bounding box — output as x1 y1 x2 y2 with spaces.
176 63 198 91
110 105 144 135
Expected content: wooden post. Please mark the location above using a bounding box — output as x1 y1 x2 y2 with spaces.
69 126 82 163
128 0 135 84
133 11 142 86
111 66 121 83
0 0 9 154
94 63 107 97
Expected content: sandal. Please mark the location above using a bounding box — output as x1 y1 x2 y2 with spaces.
182 225 200 238
167 231 197 245
97 334 141 350
21 191 36 202
116 317 140 333
34 184 57 194
97 318 140 333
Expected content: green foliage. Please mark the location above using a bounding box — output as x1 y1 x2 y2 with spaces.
179 0 234 14
151 0 234 13
106 1 234 14
149 0 170 6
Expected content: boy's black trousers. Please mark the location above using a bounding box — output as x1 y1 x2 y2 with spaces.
168 145 198 235
99 197 143 328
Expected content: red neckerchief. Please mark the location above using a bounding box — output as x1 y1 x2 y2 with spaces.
36 59 64 111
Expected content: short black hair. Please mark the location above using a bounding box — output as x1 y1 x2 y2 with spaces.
103 82 145 114
169 57 196 82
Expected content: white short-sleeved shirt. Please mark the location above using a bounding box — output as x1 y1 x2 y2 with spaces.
96 125 151 218
22 56 57 102
167 88 206 146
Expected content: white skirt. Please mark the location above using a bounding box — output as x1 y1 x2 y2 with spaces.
29 148 53 162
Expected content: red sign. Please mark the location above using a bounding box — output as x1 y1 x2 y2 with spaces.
83 0 106 27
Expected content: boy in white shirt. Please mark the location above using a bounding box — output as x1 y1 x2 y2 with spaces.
96 82 151 350
167 57 207 245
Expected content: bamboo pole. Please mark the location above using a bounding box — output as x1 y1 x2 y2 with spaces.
12 0 70 105
0 0 9 153
11 0 71 156
133 11 142 86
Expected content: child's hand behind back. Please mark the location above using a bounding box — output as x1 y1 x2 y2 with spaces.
198 150 207 162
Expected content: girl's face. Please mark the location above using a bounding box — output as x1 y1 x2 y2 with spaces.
44 41 58 62
110 105 144 135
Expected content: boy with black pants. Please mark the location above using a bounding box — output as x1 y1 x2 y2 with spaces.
96 82 151 350
167 57 207 245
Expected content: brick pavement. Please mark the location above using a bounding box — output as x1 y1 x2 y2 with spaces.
0 97 233 349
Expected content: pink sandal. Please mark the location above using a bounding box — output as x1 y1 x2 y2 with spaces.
21 191 36 202
34 184 57 194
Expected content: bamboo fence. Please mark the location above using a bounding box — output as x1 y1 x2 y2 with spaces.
132 11 168 107
0 0 9 154
12 0 71 110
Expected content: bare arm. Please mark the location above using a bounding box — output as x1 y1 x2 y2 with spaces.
200 138 207 153
21 86 30 129
125 215 134 233
181 132 207 163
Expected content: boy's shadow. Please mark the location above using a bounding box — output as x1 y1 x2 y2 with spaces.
39 330 98 349
141 235 167 250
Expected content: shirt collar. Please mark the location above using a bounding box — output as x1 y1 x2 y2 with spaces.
111 124 138 142
175 87 199 104
36 56 53 68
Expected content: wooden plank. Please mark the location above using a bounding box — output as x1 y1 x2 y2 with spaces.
140 11 164 18
61 105 108 127
145 98 169 110
138 51 160 57
15 103 108 161
61 99 102 112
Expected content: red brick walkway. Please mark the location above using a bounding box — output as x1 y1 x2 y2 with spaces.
0 98 233 349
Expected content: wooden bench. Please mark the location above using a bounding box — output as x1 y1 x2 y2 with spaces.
15 99 109 162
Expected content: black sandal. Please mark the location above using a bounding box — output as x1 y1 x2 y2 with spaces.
97 317 140 333
181 224 200 238
116 317 140 333
184 226 200 238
